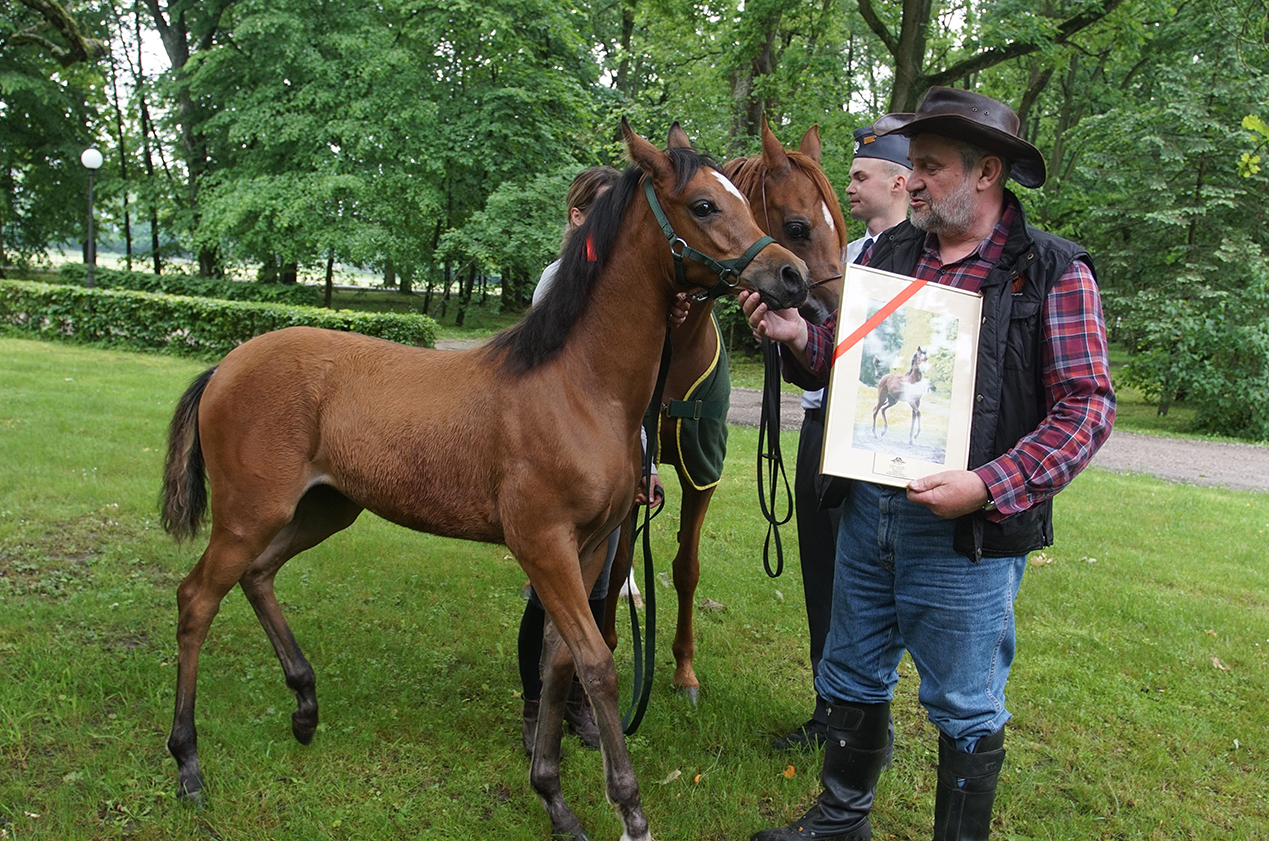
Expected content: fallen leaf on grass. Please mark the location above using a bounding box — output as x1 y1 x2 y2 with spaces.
1029 553 1053 566
1205 629 1218 637
1211 656 1231 672
694 773 702 783
658 770 681 785
783 765 796 779
699 597 727 612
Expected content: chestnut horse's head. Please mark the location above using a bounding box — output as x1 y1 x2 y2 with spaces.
622 118 808 313
723 115 848 325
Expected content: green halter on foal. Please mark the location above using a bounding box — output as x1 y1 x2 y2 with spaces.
643 177 778 300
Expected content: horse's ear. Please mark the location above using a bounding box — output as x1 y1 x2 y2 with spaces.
799 124 823 163
760 115 791 175
667 121 693 150
623 117 674 184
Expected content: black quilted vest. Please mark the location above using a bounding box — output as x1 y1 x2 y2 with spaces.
866 195 1092 559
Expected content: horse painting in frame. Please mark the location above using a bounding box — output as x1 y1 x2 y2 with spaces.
158 119 807 841
873 346 930 443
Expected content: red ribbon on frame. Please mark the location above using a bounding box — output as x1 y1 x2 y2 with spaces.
832 278 930 363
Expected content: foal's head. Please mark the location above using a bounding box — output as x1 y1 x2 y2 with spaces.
622 119 808 313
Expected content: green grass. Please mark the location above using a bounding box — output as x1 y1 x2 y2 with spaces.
1 337 1267 840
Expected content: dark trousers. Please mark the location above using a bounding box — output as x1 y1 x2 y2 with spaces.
794 406 841 720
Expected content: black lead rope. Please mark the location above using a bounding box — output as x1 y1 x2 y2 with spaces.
622 329 672 735
756 337 794 578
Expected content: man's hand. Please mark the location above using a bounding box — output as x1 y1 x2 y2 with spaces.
906 470 991 519
738 289 808 347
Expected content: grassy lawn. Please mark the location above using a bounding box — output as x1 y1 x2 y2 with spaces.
2 336 1266 839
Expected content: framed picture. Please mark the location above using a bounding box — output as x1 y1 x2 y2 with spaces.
821 263 982 487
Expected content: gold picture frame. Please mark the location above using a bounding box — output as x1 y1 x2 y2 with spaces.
821 263 983 487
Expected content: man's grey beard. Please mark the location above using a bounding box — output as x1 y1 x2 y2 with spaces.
910 175 978 239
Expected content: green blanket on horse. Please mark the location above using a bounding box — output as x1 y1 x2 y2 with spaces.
656 315 730 490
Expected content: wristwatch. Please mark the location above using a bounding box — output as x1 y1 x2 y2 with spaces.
981 494 997 513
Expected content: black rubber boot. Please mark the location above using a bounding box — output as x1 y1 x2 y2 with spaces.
751 701 892 841
521 698 540 756
563 679 601 749
932 727 1006 841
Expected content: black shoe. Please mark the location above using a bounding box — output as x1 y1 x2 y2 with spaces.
773 718 829 751
750 803 872 840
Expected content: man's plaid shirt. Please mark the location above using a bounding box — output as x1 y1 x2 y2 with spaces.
785 197 1116 520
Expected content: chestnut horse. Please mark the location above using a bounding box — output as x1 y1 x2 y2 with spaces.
604 116 847 704
872 346 929 443
158 120 807 841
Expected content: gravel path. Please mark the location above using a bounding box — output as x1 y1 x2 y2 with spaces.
435 340 1269 493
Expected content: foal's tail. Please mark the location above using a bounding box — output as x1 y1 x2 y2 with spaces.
160 367 217 541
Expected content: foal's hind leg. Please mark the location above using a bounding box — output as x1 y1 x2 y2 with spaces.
670 479 716 705
169 523 284 804
239 486 363 746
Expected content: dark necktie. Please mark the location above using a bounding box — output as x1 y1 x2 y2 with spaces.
854 237 874 265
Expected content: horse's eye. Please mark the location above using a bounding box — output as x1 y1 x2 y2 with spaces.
786 222 809 240
691 201 717 218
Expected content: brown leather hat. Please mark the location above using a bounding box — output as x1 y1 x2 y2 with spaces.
873 86 1046 188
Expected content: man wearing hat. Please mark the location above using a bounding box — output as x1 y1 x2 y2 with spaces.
776 124 911 752
742 87 1115 840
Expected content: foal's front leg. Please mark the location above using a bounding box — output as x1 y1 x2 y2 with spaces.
528 550 651 841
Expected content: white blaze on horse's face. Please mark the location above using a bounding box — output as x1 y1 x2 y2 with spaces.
821 202 836 233
712 170 749 206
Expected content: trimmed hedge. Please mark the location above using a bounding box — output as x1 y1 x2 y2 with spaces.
58 263 321 307
0 280 436 358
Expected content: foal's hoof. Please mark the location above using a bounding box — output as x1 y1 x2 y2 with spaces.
292 712 318 745
175 780 205 808
676 685 700 706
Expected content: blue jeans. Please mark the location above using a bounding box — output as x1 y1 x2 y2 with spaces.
814 482 1027 751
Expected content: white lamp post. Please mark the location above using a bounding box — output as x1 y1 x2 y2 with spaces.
81 147 104 288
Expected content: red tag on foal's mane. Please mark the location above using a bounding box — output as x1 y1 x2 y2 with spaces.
586 234 597 262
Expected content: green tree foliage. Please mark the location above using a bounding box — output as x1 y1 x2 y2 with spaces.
1022 1 1269 435
0 0 105 266
8 0 1269 439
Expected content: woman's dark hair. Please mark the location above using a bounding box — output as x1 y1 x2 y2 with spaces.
561 166 622 250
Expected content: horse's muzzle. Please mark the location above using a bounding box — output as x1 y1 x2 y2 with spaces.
758 261 808 312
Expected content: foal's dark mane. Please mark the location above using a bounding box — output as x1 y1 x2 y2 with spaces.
488 147 717 375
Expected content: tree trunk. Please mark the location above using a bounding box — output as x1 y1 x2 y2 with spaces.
108 52 133 270
323 251 335 308
143 0 226 278
613 0 639 96
455 263 477 327
439 260 452 319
